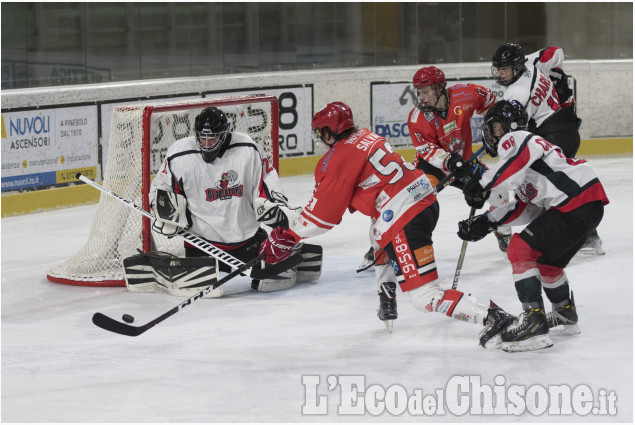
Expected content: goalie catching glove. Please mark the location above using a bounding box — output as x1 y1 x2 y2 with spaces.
151 188 189 237
254 191 302 228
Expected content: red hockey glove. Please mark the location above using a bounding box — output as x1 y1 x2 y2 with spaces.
259 227 301 264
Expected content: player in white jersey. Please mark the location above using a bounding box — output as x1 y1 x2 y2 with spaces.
145 107 317 297
458 101 609 352
491 43 603 254
492 43 582 158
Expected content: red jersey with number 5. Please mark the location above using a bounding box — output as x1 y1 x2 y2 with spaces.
291 129 437 248
408 84 495 175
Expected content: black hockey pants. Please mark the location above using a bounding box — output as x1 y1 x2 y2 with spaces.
534 105 582 158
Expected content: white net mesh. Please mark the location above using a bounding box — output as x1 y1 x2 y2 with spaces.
47 96 277 286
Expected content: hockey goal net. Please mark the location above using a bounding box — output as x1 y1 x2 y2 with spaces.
47 95 279 287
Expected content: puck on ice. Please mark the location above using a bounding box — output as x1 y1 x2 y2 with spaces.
122 314 135 323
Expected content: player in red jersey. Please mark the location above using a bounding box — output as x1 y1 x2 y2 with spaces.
408 66 496 189
407 66 512 254
259 101 514 346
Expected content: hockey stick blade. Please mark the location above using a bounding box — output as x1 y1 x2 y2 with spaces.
250 252 303 280
92 253 265 337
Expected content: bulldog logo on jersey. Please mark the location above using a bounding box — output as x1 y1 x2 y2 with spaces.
517 182 538 203
205 170 244 201
446 135 465 154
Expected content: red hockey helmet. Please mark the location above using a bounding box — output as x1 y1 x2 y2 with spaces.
412 66 446 89
311 101 354 135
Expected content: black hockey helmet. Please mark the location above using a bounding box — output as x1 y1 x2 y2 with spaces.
481 100 528 157
491 43 527 86
194 107 232 163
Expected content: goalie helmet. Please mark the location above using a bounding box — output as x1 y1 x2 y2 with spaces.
311 102 354 147
491 43 527 86
194 107 232 163
481 100 528 157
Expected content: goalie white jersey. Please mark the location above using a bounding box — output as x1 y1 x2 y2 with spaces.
151 132 283 246
481 130 609 227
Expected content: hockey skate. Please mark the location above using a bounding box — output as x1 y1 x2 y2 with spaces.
478 301 516 350
500 305 553 352
377 282 397 333
547 292 580 335
357 247 376 272
578 229 605 256
493 231 511 253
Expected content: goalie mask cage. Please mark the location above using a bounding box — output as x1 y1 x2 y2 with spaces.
47 95 279 287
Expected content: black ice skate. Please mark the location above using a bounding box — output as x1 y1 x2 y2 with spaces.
478 301 516 350
579 229 605 256
547 292 581 335
493 231 511 253
377 282 397 333
500 305 553 352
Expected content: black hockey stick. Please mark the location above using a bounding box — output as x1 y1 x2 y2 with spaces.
76 173 300 280
451 206 476 290
434 146 487 194
92 252 266 337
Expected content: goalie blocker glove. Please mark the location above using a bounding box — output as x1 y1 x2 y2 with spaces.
151 188 189 237
254 191 302 229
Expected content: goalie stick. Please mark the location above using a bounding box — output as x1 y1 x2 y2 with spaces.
76 173 301 280
92 253 265 336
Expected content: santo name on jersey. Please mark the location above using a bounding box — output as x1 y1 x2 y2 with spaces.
151 132 281 245
408 84 495 175
290 129 436 248
480 130 609 228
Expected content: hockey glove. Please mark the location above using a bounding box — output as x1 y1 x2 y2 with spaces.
550 67 573 105
445 153 470 180
254 191 302 229
151 188 189 237
259 227 301 264
457 159 489 185
457 213 496 242
462 177 490 209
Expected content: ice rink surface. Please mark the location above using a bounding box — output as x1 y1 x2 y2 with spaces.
2 154 632 422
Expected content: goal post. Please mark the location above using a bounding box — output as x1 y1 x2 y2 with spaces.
47 95 279 287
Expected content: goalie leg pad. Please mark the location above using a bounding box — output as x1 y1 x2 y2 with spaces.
296 243 323 283
123 251 222 298
253 267 298 292
251 243 303 292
